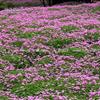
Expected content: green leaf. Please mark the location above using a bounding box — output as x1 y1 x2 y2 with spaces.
47 38 73 48
61 25 79 33
58 47 87 58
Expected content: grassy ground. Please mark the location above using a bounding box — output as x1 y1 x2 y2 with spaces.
0 1 100 100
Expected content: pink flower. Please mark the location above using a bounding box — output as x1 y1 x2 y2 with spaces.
5 65 15 71
82 80 88 85
91 80 96 84
89 92 96 97
8 74 17 81
74 86 80 90
28 96 34 100
97 91 100 96
58 96 66 100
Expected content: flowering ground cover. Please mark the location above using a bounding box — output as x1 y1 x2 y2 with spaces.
0 2 100 100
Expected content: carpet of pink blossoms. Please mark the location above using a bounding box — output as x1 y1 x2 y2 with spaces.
0 2 100 100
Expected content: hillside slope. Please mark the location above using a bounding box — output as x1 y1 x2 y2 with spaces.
0 2 100 100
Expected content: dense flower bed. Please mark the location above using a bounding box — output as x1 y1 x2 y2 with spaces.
0 2 100 100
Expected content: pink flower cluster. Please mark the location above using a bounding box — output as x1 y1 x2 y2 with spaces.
0 1 100 100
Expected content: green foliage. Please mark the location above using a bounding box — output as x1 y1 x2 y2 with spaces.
23 49 48 60
37 56 53 65
28 26 38 28
84 33 100 41
93 33 100 41
3 54 21 63
71 83 100 100
7 70 25 75
16 33 34 39
0 83 4 90
34 49 47 57
96 27 100 30
48 96 54 100
47 38 73 48
0 47 9 56
68 78 76 84
38 69 47 77
12 41 23 47
92 68 100 75
0 2 8 10
48 8 60 11
61 25 79 33
0 64 5 68
84 25 99 30
2 54 30 68
0 1 42 10
44 95 54 100
92 44 100 50
84 33 92 40
85 84 100 93
73 91 87 100
93 95 100 100
16 32 41 39
0 96 8 100
0 2 16 10
11 78 67 97
58 47 87 58
1 16 7 20
92 6 100 13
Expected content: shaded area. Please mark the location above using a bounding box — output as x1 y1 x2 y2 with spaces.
0 0 94 10
42 0 94 6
